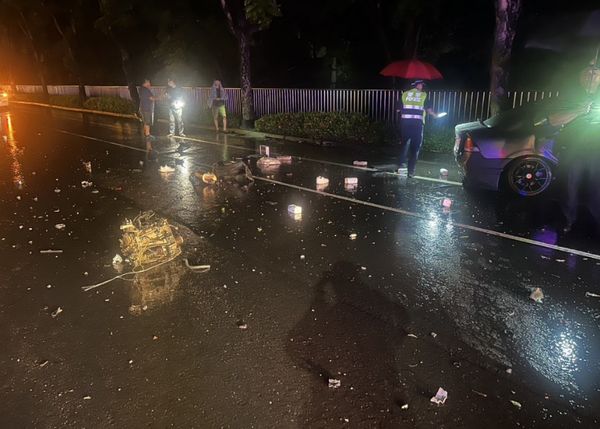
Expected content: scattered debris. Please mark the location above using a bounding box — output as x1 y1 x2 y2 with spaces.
51 307 63 318
54 188 61 193
83 161 92 173
259 144 270 157
54 224 66 230
83 396 92 400
506 368 513 375
237 321 248 330
400 404 409 410
277 155 292 164
439 168 449 177
184 258 211 273
328 378 341 389
112 254 123 265
152 335 159 340
120 211 182 268
300 255 306 260
585 291 600 298
353 160 368 167
510 400 522 409
39 360 49 368
556 259 565 263
257 157 281 170
472 390 488 398
159 165 176 174
442 198 453 209
40 249 63 254
430 387 448 405
288 204 302 215
430 332 438 338
201 172 218 185
316 176 329 186
81 181 93 188
344 177 358 186
530 287 544 303
349 233 357 240
407 333 418 338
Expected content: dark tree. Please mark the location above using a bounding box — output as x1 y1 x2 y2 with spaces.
219 0 280 128
490 0 522 114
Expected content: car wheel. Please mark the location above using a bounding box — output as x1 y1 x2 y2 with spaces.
506 156 553 197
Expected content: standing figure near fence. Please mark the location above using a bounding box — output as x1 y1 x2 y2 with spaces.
208 80 228 132
166 78 185 137
397 80 442 177
138 79 158 154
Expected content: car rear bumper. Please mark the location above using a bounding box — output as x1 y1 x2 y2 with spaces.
455 151 505 191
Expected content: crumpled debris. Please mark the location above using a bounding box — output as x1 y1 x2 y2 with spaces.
81 181 93 188
510 399 522 409
120 211 182 268
159 165 176 174
51 307 63 318
54 224 66 230
112 254 123 265
54 188 61 193
328 378 341 389
349 233 357 240
430 387 448 405
237 321 248 330
585 291 600 298
316 176 329 186
277 155 292 164
83 161 92 173
530 287 544 303
257 156 281 170
442 198 453 208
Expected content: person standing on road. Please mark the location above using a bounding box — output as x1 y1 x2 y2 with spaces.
208 80 228 132
397 80 442 177
138 78 158 152
166 78 185 137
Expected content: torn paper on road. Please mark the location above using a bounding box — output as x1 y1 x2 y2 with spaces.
530 287 544 303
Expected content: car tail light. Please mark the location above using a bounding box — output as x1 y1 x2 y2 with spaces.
463 135 479 152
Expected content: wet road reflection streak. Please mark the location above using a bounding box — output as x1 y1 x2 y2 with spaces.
1 114 25 189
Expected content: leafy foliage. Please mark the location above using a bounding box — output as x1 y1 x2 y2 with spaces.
244 0 280 30
83 96 136 113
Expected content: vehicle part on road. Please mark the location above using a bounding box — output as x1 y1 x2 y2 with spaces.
159 165 176 174
257 156 281 169
184 258 211 273
529 287 544 303
353 160 368 167
510 400 522 409
328 378 341 389
315 176 329 185
120 211 182 268
277 155 292 164
50 307 63 318
200 172 218 184
506 157 553 197
212 160 254 184
430 387 448 405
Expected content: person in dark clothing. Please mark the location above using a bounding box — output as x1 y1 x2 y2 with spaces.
397 80 442 177
165 78 185 137
556 63 600 232
138 79 157 151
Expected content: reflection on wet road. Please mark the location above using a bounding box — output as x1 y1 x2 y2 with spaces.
1 106 600 428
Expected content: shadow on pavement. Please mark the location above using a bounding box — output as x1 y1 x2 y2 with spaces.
287 261 409 427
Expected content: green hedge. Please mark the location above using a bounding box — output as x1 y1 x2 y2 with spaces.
255 111 456 152
83 96 136 114
255 111 382 145
49 95 82 108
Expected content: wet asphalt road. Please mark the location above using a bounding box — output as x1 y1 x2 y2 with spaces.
1 105 600 428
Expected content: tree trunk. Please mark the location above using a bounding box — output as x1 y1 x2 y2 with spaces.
490 0 522 115
239 31 254 129
115 39 139 109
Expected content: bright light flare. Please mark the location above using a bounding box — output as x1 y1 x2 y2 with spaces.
173 99 185 109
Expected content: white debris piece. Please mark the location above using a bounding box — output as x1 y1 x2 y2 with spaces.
81 181 93 188
349 233 357 240
530 287 544 303
328 378 341 389
159 165 176 173
510 400 522 409
585 291 600 298
430 387 448 405
51 307 63 318
54 224 66 230
112 254 123 265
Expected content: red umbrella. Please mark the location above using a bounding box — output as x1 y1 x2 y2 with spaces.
380 59 443 80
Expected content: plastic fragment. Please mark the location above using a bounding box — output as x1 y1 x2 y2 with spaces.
55 224 66 230
430 387 448 405
51 307 63 318
530 287 544 303
510 400 522 409
328 378 341 389
159 165 175 173
585 291 600 298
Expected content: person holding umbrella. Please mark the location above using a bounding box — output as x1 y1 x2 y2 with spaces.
397 80 443 177
380 59 445 177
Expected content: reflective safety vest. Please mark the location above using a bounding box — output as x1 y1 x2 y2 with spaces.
401 88 427 123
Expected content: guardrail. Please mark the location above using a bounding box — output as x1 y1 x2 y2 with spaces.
5 85 559 125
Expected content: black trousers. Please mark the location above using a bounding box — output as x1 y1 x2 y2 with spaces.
399 120 424 175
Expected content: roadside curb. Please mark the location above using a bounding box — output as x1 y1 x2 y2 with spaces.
10 100 140 120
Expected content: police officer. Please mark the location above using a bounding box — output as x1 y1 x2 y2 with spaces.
398 80 442 177
166 78 185 137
